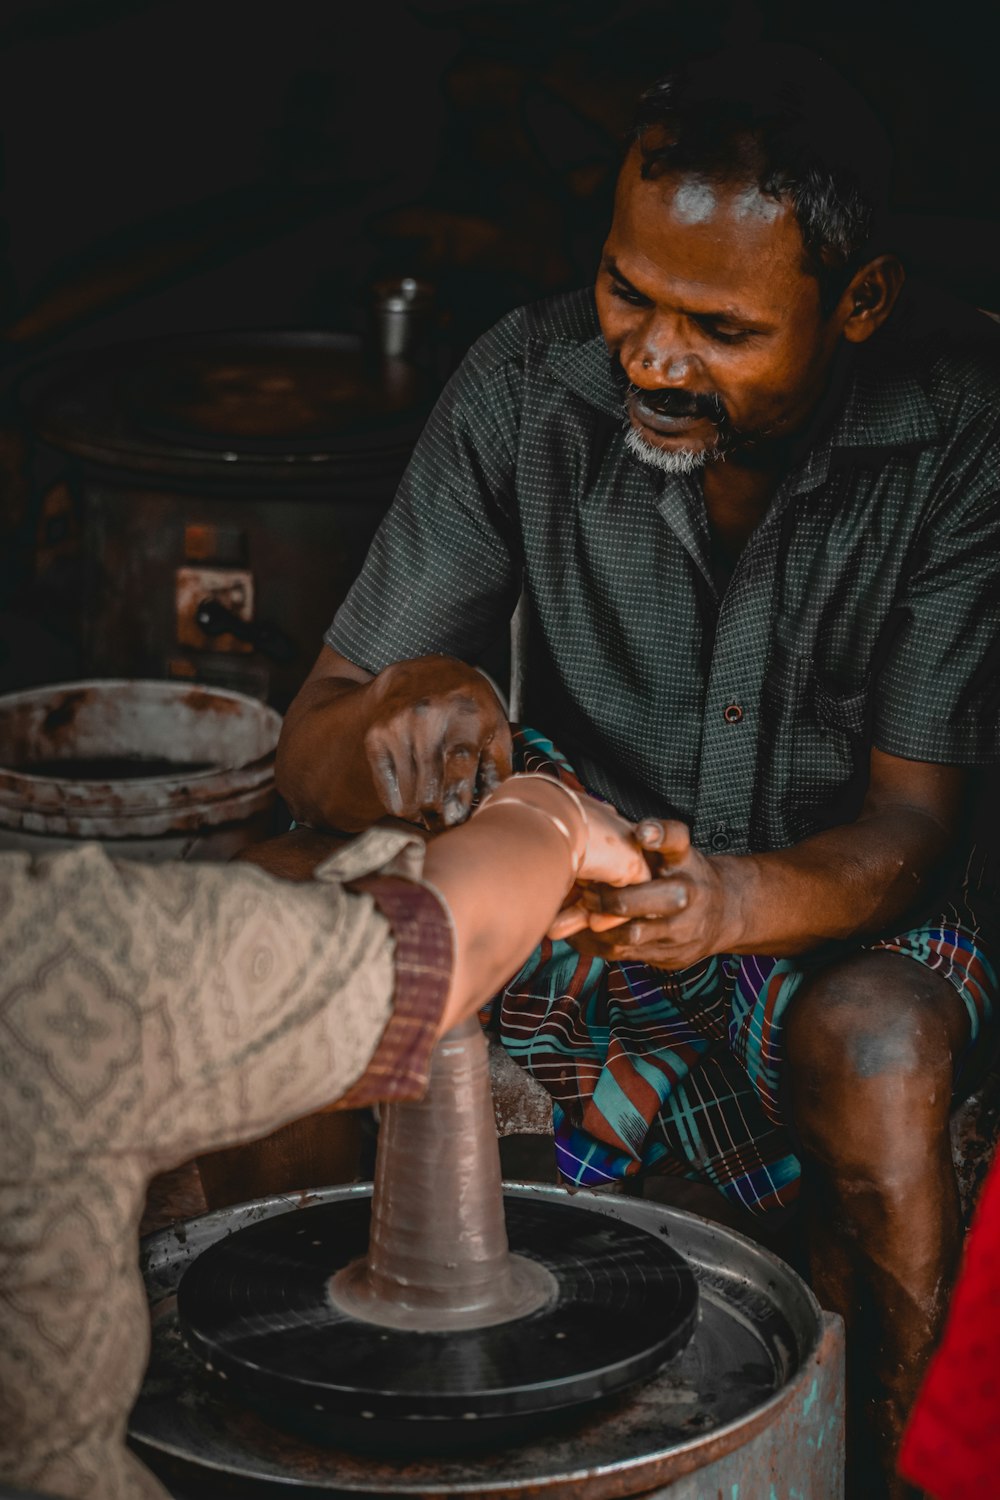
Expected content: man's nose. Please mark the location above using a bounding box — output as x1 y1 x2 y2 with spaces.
624 335 700 389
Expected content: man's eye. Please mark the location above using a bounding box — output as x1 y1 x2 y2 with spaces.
609 282 649 307
700 324 753 345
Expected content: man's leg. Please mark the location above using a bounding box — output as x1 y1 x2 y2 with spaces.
784 950 970 1499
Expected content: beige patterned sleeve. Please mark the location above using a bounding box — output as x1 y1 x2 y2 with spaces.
0 837 454 1500
0 837 453 1176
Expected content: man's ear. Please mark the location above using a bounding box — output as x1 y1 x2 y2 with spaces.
839 254 905 344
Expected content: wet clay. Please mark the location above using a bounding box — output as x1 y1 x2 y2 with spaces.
329 1015 556 1331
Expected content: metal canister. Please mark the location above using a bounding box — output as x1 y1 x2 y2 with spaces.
370 277 436 364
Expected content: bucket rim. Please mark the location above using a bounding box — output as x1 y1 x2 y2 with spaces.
0 678 281 836
0 676 282 724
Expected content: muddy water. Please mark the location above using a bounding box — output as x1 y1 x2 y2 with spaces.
12 757 216 780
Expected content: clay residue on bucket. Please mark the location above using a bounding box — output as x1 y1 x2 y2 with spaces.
42 690 89 737
180 687 245 717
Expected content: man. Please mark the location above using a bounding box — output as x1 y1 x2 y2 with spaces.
0 782 648 1499
276 45 1000 1496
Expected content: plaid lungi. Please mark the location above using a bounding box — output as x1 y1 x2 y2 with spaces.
486 728 998 1216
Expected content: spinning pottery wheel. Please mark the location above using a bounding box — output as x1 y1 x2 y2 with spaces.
132 1018 845 1498
176 1017 698 1446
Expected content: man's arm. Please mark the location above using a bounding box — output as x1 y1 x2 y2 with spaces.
276 645 512 832
565 748 966 966
276 314 530 832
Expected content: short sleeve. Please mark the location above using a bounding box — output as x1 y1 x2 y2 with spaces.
326 311 525 672
873 481 1000 764
333 874 453 1108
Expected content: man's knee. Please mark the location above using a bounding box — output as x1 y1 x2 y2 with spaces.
785 953 963 1177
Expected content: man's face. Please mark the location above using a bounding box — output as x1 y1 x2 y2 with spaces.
597 147 846 473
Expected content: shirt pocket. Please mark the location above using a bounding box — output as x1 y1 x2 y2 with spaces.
758 643 871 845
793 661 870 838
808 674 869 738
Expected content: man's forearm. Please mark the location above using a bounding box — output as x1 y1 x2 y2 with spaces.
572 754 965 971
276 677 386 832
720 806 953 957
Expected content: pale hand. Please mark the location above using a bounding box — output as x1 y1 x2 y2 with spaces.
550 818 736 968
571 793 654 890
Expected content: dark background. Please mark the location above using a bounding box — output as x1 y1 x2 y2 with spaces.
0 0 997 685
2 0 999 366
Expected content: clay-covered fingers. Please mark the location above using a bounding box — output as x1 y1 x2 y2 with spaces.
565 819 730 969
409 708 457 829
363 698 511 827
547 903 631 941
363 720 414 819
569 795 652 887
546 873 687 944
433 742 476 827
547 814 693 946
634 818 693 865
363 713 449 824
542 796 655 940
427 699 513 827
580 872 691 923
431 717 514 829
567 916 691 964
359 655 507 824
576 818 694 917
475 721 514 799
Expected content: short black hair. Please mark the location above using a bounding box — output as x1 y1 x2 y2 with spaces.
631 45 893 313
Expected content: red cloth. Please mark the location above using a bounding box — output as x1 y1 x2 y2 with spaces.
899 1149 1000 1499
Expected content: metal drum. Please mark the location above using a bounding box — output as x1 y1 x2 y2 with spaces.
21 332 435 707
134 1184 845 1499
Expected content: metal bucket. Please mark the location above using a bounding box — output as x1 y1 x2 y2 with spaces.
0 678 281 861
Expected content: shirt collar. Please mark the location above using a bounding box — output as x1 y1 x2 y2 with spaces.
534 289 628 421
832 337 942 445
542 331 626 423
788 347 942 496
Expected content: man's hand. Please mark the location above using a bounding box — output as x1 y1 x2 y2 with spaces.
551 818 737 969
277 646 513 834
363 656 512 829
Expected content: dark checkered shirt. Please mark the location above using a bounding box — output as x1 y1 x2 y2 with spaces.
327 285 1000 870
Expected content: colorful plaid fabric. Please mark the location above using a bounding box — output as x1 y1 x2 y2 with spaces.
485 728 999 1216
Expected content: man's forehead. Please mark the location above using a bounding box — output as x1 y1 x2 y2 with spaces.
607 150 812 305
615 146 793 231
666 177 784 228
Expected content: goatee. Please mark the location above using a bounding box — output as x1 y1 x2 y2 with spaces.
622 422 726 475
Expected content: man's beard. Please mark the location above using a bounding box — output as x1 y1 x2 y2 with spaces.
622 384 732 475
622 422 722 474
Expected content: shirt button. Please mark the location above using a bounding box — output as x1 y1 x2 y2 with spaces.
723 702 744 724
710 826 732 852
